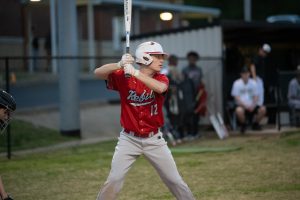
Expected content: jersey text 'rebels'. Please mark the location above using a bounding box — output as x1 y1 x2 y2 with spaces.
127 90 155 106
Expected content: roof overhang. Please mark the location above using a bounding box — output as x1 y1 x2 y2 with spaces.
84 0 221 18
222 20 300 44
24 0 221 18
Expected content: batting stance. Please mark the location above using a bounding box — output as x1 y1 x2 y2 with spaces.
94 41 195 200
0 89 16 200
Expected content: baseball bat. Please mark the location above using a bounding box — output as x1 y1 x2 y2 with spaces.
124 0 132 77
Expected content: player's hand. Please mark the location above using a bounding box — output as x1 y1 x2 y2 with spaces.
124 64 139 77
117 54 134 68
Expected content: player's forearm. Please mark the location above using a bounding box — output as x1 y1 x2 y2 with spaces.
135 72 167 94
94 63 120 80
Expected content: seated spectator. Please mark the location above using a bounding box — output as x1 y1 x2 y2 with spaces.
287 65 300 126
231 66 266 133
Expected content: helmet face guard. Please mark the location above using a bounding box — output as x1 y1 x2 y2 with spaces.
0 107 12 134
135 41 168 65
0 90 16 134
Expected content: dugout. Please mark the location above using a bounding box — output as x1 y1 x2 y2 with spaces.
223 20 300 101
223 21 300 126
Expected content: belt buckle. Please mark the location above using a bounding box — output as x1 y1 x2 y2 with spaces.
129 131 135 137
148 132 154 138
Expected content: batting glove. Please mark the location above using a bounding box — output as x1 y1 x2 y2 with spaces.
117 54 134 68
124 64 140 77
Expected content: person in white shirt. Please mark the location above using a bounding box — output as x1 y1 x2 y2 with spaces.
231 66 266 133
287 65 300 126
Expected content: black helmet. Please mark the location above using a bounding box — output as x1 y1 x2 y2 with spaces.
0 89 16 111
0 89 16 133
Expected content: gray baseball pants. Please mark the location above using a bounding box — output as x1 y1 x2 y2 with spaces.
96 130 195 200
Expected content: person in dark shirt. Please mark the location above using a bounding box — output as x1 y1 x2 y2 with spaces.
182 51 203 139
250 44 275 123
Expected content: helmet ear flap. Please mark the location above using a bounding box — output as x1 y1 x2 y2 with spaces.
136 53 153 65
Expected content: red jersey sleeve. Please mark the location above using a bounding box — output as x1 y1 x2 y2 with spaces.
106 69 125 91
154 73 169 88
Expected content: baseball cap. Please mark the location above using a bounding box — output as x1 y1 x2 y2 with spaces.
262 43 271 53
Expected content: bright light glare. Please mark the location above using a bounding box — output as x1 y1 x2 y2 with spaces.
160 12 173 21
30 0 41 2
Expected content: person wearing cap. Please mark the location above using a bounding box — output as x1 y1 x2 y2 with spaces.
0 89 16 200
250 43 276 123
231 66 266 133
94 41 195 200
287 65 300 126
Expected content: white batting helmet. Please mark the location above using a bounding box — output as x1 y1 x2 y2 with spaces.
135 41 168 65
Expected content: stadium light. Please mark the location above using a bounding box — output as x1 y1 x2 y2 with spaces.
160 12 173 21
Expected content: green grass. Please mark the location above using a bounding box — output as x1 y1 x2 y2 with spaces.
0 120 78 153
0 128 300 199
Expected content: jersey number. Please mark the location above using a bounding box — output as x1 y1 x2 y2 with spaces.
151 104 158 116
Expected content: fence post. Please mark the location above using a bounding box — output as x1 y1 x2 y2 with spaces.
5 57 11 159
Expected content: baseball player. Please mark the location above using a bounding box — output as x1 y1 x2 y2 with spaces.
0 89 16 200
94 41 195 200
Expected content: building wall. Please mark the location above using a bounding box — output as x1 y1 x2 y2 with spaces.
0 0 23 37
0 1 182 59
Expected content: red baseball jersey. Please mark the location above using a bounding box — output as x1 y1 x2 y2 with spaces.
107 69 169 136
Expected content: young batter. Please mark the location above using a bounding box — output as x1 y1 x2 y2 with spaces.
94 41 195 200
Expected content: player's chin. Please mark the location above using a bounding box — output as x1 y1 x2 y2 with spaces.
156 66 163 72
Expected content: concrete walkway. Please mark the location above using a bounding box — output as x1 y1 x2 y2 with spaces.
4 103 122 156
15 102 122 140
